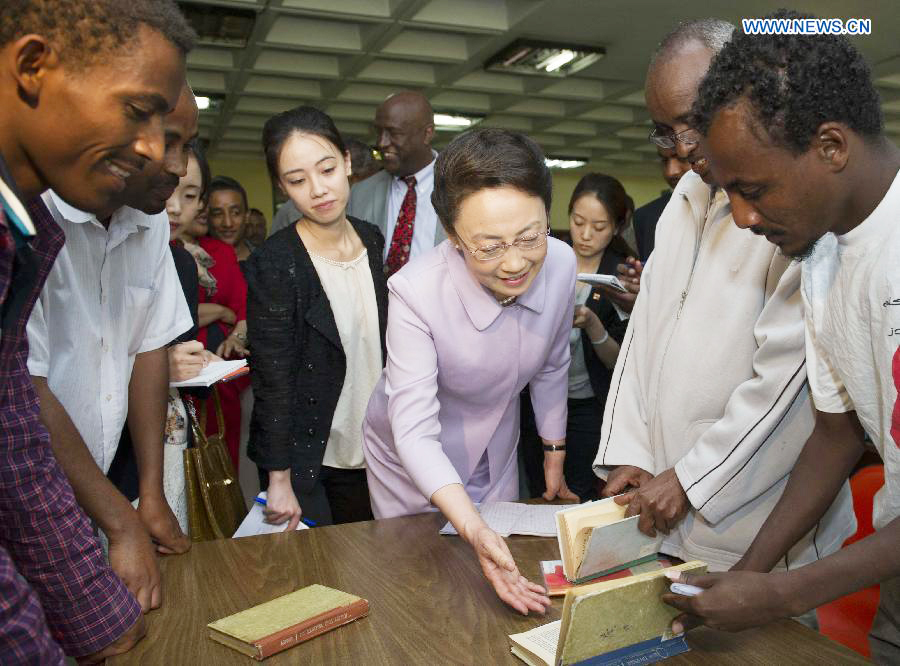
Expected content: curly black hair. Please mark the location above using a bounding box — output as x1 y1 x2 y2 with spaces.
0 0 195 67
692 9 882 154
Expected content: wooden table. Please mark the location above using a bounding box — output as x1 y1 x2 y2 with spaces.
111 511 867 664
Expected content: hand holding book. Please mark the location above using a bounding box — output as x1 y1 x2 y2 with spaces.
614 468 691 537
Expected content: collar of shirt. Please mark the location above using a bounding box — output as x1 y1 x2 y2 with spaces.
837 165 900 249
444 239 547 331
0 153 36 238
46 190 152 248
391 150 437 196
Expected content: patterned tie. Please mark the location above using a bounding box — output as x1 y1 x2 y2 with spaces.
385 175 417 277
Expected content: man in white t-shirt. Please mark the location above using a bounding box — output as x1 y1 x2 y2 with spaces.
664 10 900 662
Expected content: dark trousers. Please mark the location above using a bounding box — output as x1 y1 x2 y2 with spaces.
258 465 374 527
520 392 604 502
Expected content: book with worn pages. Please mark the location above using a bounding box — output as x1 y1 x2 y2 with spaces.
556 496 663 583
207 584 369 660
509 561 707 666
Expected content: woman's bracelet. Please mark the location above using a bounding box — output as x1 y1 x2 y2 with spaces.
591 330 609 346
230 332 248 343
542 443 566 452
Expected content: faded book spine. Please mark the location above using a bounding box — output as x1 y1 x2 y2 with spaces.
252 599 370 659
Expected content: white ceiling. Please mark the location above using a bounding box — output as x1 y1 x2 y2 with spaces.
187 0 900 178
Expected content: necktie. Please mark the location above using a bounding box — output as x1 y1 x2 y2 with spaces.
385 175 417 277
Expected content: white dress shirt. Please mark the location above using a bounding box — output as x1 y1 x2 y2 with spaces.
383 152 438 262
27 191 192 473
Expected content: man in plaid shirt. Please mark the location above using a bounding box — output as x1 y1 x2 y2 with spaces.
0 2 194 663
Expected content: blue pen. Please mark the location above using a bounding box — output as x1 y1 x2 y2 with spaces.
254 495 316 527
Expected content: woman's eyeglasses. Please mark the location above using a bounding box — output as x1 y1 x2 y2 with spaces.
458 229 550 262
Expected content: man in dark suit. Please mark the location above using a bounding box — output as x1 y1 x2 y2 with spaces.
348 90 444 275
632 145 690 261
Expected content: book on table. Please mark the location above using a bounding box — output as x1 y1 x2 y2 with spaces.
555 496 663 584
509 560 707 666
207 584 369 660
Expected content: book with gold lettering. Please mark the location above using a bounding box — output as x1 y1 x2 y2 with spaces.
207 584 369 660
509 561 707 666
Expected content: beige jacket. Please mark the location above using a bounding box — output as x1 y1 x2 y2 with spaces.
594 171 855 572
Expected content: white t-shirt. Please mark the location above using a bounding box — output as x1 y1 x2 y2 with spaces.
802 168 900 530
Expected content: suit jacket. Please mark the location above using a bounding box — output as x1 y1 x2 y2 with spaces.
245 217 389 493
347 169 447 248
579 248 628 400
632 191 672 262
362 238 576 519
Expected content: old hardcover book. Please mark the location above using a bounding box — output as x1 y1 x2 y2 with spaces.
555 496 663 583
509 561 707 666
208 584 369 660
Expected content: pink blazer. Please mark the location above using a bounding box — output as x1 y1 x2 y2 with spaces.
363 237 576 518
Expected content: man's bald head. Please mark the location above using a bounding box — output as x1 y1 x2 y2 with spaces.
644 19 734 183
374 89 435 177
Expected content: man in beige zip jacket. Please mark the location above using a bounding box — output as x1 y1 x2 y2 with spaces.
593 19 854 575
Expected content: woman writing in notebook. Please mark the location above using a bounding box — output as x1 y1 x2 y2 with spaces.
362 128 576 615
245 106 388 526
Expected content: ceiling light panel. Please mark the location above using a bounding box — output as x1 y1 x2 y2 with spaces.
486 39 605 78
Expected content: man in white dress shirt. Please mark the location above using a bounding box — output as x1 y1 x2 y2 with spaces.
27 83 197 613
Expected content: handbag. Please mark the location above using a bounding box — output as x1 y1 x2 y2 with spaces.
183 388 247 541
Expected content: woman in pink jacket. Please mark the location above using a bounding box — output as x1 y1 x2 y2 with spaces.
363 128 577 615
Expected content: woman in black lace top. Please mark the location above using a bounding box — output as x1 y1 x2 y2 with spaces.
245 106 388 527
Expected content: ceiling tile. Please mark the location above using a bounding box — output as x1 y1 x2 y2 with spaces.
253 50 341 78
357 60 436 85
452 71 524 94
265 16 363 51
382 30 469 62
235 96 302 115
187 70 227 92
336 83 398 104
243 76 321 98
576 137 624 150
505 99 565 117
537 78 605 101
187 47 234 70
478 115 532 131
543 120 596 136
325 103 376 122
409 0 509 32
578 105 634 124
279 0 392 19
429 91 492 112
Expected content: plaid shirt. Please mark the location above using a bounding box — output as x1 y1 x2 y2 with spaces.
0 168 142 661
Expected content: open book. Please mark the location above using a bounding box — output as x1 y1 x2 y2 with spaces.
556 496 663 583
170 359 248 388
509 561 707 666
